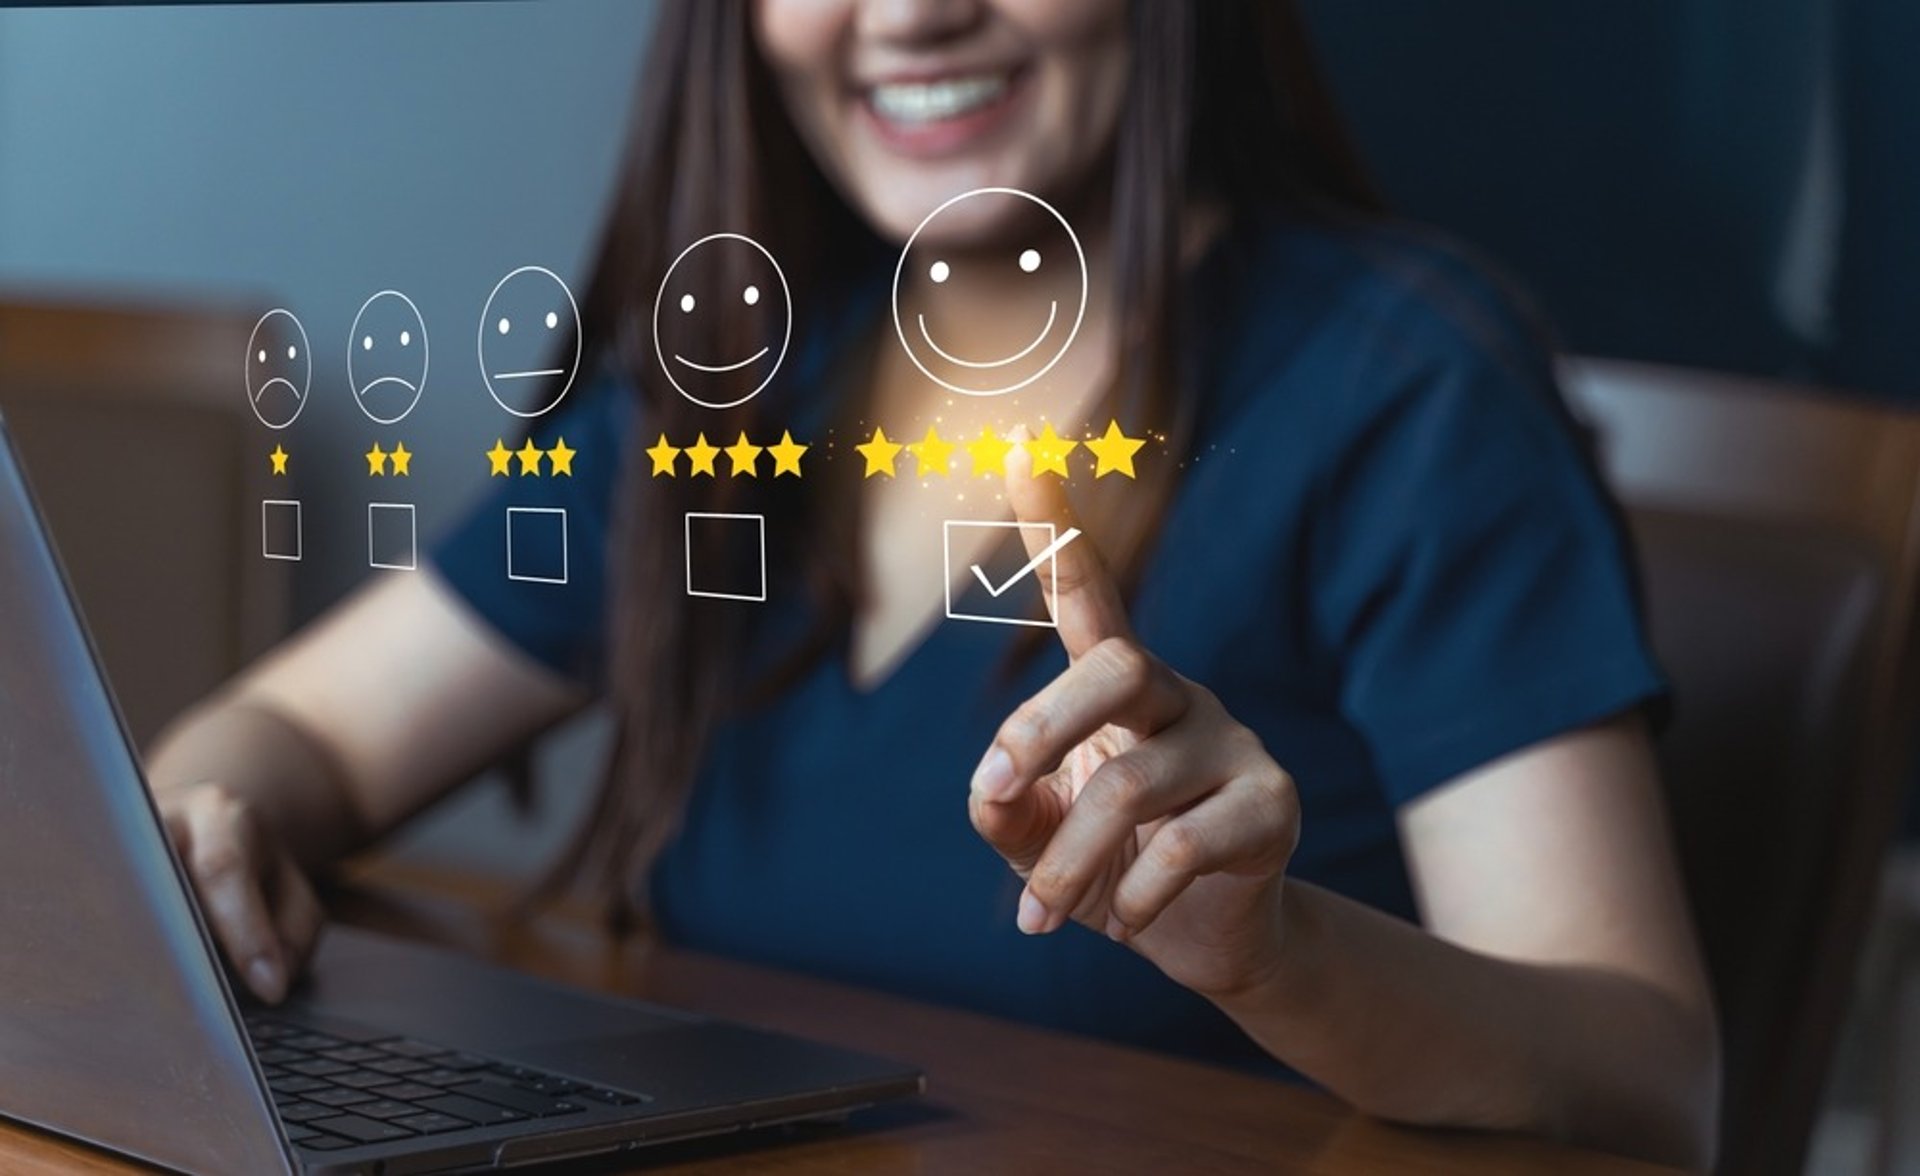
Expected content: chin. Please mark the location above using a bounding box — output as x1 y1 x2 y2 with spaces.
846 152 1060 247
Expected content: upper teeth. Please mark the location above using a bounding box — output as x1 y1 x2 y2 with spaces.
871 75 1008 125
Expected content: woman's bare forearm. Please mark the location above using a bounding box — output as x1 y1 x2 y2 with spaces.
1217 881 1719 1170
147 696 371 870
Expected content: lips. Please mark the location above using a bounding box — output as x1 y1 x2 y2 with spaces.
859 68 1026 156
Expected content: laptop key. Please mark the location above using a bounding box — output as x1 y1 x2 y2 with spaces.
276 1101 336 1123
416 1094 527 1126
308 1088 375 1109
308 1114 417 1144
436 1052 492 1072
319 1045 388 1064
282 1123 322 1143
287 1059 353 1078
392 1112 472 1136
254 1046 306 1066
355 1099 426 1121
367 1081 440 1102
374 1038 447 1059
296 1134 356 1152
413 1067 475 1087
334 1069 401 1090
270 1076 332 1097
368 1057 430 1076
282 1033 347 1051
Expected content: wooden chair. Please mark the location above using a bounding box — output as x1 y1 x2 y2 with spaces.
0 292 290 749
1561 357 1920 1176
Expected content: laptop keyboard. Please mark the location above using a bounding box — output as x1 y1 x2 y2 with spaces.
246 1015 650 1153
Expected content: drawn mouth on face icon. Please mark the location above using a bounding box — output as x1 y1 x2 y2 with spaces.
252 377 304 406
357 376 419 394
917 301 1058 369
492 368 567 381
673 346 771 375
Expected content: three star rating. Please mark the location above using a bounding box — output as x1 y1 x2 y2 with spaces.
486 437 577 478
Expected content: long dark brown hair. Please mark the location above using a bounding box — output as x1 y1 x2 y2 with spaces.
536 0 1380 930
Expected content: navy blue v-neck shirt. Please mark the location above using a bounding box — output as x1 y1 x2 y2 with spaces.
432 214 1665 1074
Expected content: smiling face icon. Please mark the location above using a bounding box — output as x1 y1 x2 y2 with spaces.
652 233 792 410
245 308 311 430
478 266 582 419
893 187 1088 398
347 290 428 425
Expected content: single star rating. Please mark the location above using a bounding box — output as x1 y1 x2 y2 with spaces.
269 445 289 477
389 443 413 477
1026 422 1080 479
685 433 720 478
906 425 956 478
768 431 808 478
486 438 577 477
857 426 904 479
647 433 680 478
725 432 763 477
965 427 1013 478
1084 419 1146 479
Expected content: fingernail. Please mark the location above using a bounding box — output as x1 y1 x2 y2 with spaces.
972 747 1015 801
1017 890 1050 935
247 955 282 998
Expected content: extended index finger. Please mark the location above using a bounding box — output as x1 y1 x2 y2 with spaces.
1004 427 1132 659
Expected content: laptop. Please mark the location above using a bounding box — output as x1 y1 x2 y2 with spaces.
0 412 922 1174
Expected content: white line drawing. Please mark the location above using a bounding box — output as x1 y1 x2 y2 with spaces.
653 233 792 410
684 512 767 602
506 506 570 585
245 309 311 430
943 519 1068 628
478 265 582 419
367 502 417 571
261 499 303 562
969 527 1081 598
347 289 429 425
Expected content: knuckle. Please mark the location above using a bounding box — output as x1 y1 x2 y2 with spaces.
1026 859 1077 908
1093 638 1153 694
1151 820 1208 876
999 704 1052 764
1089 757 1154 818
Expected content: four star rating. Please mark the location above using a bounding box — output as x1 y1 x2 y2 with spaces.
649 431 810 478
486 437 577 477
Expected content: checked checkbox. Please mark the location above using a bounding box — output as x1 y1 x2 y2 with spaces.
943 520 1079 628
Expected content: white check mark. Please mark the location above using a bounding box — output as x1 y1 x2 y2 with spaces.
970 527 1082 598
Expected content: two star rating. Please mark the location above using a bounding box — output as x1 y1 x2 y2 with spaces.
857 420 1144 480
486 438 577 478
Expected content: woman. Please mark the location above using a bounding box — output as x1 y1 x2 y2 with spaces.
151 0 1721 1166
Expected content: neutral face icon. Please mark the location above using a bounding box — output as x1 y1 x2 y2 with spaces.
892 187 1088 397
652 233 792 410
245 308 311 430
347 290 429 425
478 266 581 419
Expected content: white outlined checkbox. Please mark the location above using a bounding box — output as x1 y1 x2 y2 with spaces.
506 507 570 585
943 520 1072 628
368 502 417 571
261 500 302 562
684 512 767 602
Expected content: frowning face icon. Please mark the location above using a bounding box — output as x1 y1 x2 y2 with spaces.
892 187 1088 398
478 265 581 419
652 233 792 410
245 308 311 430
348 290 428 425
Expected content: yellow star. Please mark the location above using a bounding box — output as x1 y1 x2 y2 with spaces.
389 442 413 477
269 445 289 476
725 431 762 478
905 425 956 478
767 430 808 478
365 443 388 476
855 426 904 479
486 439 513 477
685 432 720 477
547 436 576 477
1027 422 1079 479
646 433 680 478
516 439 544 476
965 427 1013 478
1084 420 1146 479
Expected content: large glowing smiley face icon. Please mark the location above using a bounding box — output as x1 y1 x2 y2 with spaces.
347 290 428 425
893 187 1088 398
478 265 582 419
652 233 792 410
245 308 311 430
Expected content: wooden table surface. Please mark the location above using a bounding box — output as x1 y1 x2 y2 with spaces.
0 861 1680 1175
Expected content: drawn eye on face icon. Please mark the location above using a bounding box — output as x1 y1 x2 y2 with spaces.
478 265 582 419
347 290 428 425
652 233 792 410
245 308 311 430
892 187 1088 398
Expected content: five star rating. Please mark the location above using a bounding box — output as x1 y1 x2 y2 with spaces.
486 437 577 477
856 420 1146 480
